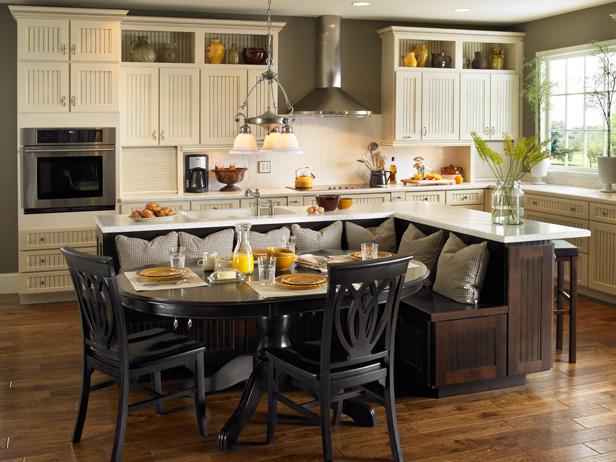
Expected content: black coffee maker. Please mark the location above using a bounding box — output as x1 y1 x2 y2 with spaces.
185 154 209 193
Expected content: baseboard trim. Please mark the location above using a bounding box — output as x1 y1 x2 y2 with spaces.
0 273 19 294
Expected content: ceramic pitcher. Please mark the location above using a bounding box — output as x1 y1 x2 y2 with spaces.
207 37 226 64
403 51 418 67
490 48 505 70
413 43 429 67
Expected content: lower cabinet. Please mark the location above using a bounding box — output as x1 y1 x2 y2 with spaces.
406 191 445 203
240 197 288 208
589 220 616 296
190 199 241 211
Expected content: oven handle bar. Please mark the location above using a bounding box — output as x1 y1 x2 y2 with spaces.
23 147 115 153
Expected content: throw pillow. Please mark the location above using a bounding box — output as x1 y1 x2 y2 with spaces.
344 218 397 252
292 221 343 252
249 227 290 249
178 229 234 259
433 233 489 305
398 224 444 273
115 231 178 271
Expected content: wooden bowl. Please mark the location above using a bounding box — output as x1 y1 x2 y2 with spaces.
266 247 296 270
243 48 266 64
213 168 247 192
338 198 353 209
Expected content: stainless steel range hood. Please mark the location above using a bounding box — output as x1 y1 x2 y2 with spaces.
293 15 372 117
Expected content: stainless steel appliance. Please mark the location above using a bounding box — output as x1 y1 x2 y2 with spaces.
22 128 116 214
185 154 209 193
286 184 370 191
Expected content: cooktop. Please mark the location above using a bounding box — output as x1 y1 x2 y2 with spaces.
286 184 371 191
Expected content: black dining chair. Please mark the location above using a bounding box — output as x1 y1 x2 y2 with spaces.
265 254 412 462
61 247 207 462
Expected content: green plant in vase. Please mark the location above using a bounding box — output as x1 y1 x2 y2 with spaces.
472 133 550 225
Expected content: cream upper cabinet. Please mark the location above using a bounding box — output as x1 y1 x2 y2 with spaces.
421 71 459 141
490 74 519 140
18 62 69 112
70 63 119 112
201 68 247 147
120 66 159 146
69 20 120 62
17 18 69 61
159 68 200 146
394 70 422 141
460 73 491 141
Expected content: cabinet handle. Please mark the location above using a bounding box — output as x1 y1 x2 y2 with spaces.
60 44 67 55
422 126 427 136
151 130 157 140
39 237 45 242
570 207 576 212
603 211 608 216
70 96 77 107
491 126 496 135
462 196 468 200
485 126 490 135
402 136 411 139
40 258 45 264
160 130 165 140
532 201 538 206
60 96 67 106
423 198 428 201
40 280 45 285
71 44 77 55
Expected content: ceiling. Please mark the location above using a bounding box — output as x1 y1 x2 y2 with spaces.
4 0 616 25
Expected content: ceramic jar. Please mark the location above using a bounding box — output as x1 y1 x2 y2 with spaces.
490 47 505 70
159 43 178 63
471 51 487 69
131 36 156 63
207 38 225 64
403 51 418 67
413 43 429 67
431 52 452 68
227 43 240 64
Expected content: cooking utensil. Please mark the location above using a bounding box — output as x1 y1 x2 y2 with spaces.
294 167 315 190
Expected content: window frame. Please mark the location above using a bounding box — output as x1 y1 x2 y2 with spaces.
537 39 616 173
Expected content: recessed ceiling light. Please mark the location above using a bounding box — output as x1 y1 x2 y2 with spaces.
352 2 371 6
453 8 471 12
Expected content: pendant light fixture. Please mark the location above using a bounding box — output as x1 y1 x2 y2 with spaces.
230 0 302 155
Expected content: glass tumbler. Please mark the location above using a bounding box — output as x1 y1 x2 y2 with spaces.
360 243 379 261
282 235 296 253
170 246 186 268
257 256 276 285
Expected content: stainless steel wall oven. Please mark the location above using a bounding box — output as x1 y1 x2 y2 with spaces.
22 128 116 214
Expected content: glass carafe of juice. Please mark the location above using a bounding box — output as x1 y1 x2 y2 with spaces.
232 223 254 274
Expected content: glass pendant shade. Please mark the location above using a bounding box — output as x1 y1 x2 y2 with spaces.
270 124 302 154
229 125 257 154
262 127 281 151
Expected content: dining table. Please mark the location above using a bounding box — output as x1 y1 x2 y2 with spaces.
117 253 429 452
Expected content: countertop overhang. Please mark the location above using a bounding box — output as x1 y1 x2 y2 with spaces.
96 202 591 244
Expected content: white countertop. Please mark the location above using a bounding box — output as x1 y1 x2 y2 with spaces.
96 202 591 244
521 184 616 205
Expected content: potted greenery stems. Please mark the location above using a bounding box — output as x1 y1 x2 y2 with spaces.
472 133 550 225
588 42 616 192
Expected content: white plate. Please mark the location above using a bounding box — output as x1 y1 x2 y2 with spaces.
129 215 178 222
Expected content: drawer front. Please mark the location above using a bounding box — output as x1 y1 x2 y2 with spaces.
590 202 616 224
390 192 406 202
524 194 588 219
451 204 485 211
405 191 445 203
190 200 241 211
120 201 190 214
287 197 303 206
240 197 288 208
19 228 96 251
303 196 317 206
446 189 485 206
19 247 96 273
343 193 391 204
524 211 590 253
20 270 73 294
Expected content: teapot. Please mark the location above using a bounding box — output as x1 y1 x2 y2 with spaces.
431 52 452 68
294 167 315 190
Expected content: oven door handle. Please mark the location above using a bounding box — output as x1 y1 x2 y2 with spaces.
23 147 115 153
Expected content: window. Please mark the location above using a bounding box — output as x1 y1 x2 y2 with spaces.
540 41 616 170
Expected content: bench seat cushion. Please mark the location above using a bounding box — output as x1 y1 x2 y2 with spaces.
292 221 343 252
344 218 397 252
179 229 234 259
115 232 178 271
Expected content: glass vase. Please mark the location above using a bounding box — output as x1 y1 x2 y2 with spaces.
232 223 254 274
492 180 524 225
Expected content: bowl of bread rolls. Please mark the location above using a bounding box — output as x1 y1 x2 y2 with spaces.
129 202 178 222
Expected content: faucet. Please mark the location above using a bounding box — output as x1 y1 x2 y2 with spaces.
245 188 263 217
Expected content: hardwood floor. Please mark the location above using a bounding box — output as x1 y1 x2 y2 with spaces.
2 294 616 461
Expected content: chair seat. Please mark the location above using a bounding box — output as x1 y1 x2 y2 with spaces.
93 328 205 368
554 240 579 258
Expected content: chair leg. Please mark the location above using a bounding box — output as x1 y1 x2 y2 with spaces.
384 374 404 462
332 400 343 426
569 256 578 364
266 360 277 444
194 351 207 437
556 259 565 350
72 361 93 443
111 374 130 462
152 372 164 416
320 386 333 462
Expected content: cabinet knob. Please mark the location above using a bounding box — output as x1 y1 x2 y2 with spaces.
160 130 165 140
40 258 45 264
423 198 428 201
39 237 45 242
60 44 67 55
60 96 67 107
532 201 538 205
603 211 608 216
71 44 77 55
422 126 427 136
570 207 576 212
402 136 411 139
462 196 468 200
40 280 45 285
151 130 157 140
485 126 490 135
491 127 496 135
70 96 77 107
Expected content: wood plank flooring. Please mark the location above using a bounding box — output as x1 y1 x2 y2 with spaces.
2 294 616 461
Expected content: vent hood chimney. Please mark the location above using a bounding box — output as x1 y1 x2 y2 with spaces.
293 15 372 117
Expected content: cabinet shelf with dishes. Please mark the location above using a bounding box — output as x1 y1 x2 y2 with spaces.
203 32 272 66
122 29 195 64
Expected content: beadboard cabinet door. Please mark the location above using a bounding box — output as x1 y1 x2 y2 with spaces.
421 71 459 141
159 68 200 146
460 73 491 141
589 221 616 296
17 18 69 61
394 70 422 141
201 68 247 147
120 67 159 146
490 74 519 140
70 63 119 112
18 62 69 112
69 20 120 62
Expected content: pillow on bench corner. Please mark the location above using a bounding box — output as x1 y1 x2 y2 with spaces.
179 229 234 259
433 233 489 305
397 224 445 276
292 221 343 252
115 231 179 271
249 227 290 249
344 218 397 252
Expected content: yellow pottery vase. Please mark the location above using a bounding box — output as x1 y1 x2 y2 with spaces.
207 37 226 64
490 48 505 70
413 43 429 67
403 51 418 67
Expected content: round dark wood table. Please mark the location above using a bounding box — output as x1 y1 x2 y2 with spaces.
117 257 428 452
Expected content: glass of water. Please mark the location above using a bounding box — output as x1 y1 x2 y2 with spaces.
360 243 379 261
282 235 296 253
170 246 186 268
257 256 276 285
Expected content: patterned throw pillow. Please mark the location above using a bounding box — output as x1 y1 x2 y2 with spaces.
115 232 178 271
178 229 234 259
398 224 444 273
433 233 489 305
344 218 397 252
292 221 343 252
249 227 290 249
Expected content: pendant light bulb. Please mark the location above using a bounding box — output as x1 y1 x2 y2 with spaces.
230 123 258 155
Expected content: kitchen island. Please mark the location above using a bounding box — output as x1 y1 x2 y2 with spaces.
97 202 590 397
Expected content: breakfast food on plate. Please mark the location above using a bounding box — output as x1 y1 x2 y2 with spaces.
140 209 156 218
129 202 177 219
145 201 162 213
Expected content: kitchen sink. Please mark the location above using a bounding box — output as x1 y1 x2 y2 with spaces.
181 206 297 221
